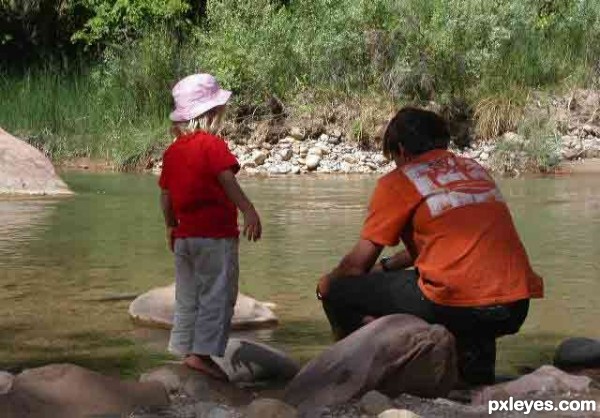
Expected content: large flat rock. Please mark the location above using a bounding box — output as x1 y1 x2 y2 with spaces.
0 128 72 195
129 283 278 330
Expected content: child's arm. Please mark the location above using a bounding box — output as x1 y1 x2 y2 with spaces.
217 170 262 242
160 189 178 251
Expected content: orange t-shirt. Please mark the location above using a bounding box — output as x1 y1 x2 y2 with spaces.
361 149 543 307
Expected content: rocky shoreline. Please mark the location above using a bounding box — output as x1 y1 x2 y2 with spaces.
148 90 600 178
147 129 600 178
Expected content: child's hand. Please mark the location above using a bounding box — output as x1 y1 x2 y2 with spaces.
242 206 262 242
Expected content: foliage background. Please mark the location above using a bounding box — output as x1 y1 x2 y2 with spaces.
1 0 599 166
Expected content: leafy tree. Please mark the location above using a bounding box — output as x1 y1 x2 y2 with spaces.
70 0 189 47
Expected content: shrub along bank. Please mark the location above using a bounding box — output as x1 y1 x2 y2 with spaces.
1 0 599 172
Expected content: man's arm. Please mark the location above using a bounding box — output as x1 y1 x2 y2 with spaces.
318 239 383 298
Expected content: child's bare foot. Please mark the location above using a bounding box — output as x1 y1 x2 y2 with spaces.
184 354 228 381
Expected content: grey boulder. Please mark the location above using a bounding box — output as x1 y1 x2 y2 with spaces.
554 337 600 369
140 364 252 406
0 363 168 418
283 314 457 413
471 365 593 405
0 127 72 195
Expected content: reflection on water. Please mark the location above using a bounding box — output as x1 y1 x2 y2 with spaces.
0 172 599 373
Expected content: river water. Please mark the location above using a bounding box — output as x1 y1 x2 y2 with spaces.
1 172 599 375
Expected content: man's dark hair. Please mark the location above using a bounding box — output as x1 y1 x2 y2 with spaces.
382 107 450 158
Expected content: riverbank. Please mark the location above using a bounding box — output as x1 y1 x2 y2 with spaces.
48 89 599 177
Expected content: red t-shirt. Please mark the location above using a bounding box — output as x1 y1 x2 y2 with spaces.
361 149 543 307
159 131 240 238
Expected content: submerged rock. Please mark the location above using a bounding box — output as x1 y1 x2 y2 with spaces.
284 314 457 413
129 283 278 330
0 128 72 195
0 363 168 418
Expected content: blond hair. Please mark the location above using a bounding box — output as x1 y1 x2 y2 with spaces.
174 106 225 136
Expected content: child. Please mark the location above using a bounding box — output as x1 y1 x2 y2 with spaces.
159 73 262 380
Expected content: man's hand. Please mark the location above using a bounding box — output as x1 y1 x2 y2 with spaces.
317 239 383 299
317 274 331 299
242 206 262 242
370 249 414 272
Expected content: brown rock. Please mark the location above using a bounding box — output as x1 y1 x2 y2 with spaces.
359 390 393 415
0 128 72 195
141 363 253 406
244 398 298 418
471 365 592 405
283 314 457 413
0 372 13 395
378 409 422 418
0 363 168 418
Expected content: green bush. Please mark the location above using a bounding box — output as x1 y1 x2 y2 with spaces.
1 0 600 168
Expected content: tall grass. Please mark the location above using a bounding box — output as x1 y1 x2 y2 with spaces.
1 0 599 166
0 63 170 166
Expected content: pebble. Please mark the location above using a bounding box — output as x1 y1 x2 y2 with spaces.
195 402 235 418
359 391 393 415
245 398 298 418
251 150 268 166
308 147 323 157
182 121 600 176
305 155 321 171
290 127 305 140
378 409 422 418
280 148 293 161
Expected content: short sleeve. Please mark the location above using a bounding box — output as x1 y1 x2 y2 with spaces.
360 176 414 247
209 136 240 175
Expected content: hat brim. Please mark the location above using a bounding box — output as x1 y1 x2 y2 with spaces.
169 89 232 122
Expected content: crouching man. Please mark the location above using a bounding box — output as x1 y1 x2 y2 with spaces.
317 107 543 386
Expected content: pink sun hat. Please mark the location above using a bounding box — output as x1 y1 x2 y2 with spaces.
169 73 232 122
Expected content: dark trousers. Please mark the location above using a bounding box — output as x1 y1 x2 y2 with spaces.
322 269 529 385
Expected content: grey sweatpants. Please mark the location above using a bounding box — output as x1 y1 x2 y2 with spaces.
168 237 239 357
